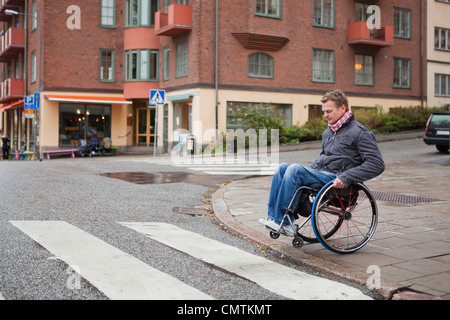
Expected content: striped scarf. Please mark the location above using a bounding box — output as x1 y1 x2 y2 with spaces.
329 111 352 133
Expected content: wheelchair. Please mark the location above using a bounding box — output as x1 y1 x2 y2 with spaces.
265 181 378 254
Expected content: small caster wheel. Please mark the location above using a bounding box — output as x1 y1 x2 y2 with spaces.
269 231 280 239
292 236 304 248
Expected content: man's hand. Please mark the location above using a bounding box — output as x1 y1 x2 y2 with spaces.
332 177 345 189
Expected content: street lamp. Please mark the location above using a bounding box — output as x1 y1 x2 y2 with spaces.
5 9 42 159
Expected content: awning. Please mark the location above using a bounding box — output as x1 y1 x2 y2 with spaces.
44 94 132 104
0 99 24 111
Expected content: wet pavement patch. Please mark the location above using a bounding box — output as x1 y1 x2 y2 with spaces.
100 171 213 186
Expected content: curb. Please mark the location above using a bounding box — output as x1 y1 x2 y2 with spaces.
211 180 401 300
211 177 448 300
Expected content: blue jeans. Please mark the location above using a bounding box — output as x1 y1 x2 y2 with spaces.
267 163 336 225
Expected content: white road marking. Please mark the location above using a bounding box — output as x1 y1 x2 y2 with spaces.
116 156 278 175
10 221 212 300
120 222 371 300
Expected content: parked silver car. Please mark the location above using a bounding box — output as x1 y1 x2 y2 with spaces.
423 112 450 153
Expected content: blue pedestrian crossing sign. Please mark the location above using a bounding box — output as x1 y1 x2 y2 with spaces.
149 89 165 105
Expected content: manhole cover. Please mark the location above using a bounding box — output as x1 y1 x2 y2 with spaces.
172 207 210 216
100 171 211 185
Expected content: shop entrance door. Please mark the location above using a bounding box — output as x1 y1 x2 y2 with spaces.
135 107 155 147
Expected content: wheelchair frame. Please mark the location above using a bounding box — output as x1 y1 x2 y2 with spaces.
265 181 378 254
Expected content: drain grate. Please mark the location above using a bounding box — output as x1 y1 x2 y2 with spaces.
369 191 447 204
172 207 210 216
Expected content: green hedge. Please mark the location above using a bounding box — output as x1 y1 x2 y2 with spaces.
234 105 445 146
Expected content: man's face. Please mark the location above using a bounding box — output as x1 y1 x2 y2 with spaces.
322 100 346 125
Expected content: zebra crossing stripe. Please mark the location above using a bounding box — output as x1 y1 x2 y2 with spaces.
120 222 371 300
10 221 212 300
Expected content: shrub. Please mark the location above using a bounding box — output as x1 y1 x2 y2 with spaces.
231 104 446 146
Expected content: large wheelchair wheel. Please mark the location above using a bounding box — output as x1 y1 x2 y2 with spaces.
312 181 378 254
294 187 342 243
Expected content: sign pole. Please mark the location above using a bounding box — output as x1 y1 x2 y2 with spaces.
153 104 158 158
149 90 165 158
34 92 40 161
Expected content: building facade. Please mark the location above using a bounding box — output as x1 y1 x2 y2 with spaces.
0 0 431 157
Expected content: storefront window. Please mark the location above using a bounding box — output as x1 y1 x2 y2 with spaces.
21 113 27 150
59 104 111 147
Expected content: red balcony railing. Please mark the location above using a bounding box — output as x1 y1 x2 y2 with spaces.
0 27 25 62
348 21 393 47
155 4 192 37
0 78 25 102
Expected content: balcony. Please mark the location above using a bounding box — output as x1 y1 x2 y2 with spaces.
155 4 192 37
0 0 24 21
0 27 25 62
348 21 393 47
0 78 25 103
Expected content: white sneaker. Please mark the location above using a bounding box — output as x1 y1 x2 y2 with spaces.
258 218 272 227
265 220 295 237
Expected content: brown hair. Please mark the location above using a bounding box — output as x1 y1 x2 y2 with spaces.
321 89 349 111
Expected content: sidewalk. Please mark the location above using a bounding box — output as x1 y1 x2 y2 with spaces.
211 135 450 300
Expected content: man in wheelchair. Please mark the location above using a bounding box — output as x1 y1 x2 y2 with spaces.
260 89 385 236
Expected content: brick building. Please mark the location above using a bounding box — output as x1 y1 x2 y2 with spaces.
0 0 430 157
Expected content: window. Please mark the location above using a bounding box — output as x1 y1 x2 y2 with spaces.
163 47 169 81
31 51 36 83
101 0 115 27
176 41 188 78
308 105 322 121
226 101 292 129
312 49 334 82
125 49 159 81
354 54 374 86
393 57 411 88
354 2 372 22
100 49 114 82
125 0 159 27
312 0 334 28
435 74 450 96
31 0 37 31
14 59 19 79
248 53 274 78
393 7 411 39
435 27 450 51
255 0 281 18
59 104 111 147
177 0 189 4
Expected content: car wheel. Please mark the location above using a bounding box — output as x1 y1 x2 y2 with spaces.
436 145 449 153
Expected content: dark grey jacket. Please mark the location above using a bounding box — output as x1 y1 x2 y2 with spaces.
310 115 385 187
